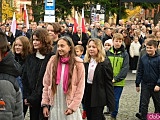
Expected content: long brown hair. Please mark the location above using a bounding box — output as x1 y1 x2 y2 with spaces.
51 36 76 95
31 28 53 55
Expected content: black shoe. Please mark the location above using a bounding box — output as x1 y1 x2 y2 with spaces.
135 113 142 119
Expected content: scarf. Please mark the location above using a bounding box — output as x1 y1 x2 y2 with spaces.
56 57 70 93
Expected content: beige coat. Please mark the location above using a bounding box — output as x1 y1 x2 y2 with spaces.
41 55 85 111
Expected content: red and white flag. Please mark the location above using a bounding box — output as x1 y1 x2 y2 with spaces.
24 4 29 29
73 11 78 33
81 8 85 33
10 12 16 37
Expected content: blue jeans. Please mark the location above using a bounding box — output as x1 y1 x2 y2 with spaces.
111 86 123 118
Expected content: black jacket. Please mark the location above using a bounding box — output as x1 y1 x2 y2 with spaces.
83 58 115 111
22 52 54 105
72 32 89 55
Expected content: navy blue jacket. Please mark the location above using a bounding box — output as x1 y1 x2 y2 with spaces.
136 52 160 87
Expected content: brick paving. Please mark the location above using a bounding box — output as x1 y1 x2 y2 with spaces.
25 71 154 120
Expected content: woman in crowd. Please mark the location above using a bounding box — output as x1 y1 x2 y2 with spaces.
46 22 61 53
12 36 32 93
83 38 115 120
5 25 14 45
22 28 54 120
12 36 32 66
41 36 85 120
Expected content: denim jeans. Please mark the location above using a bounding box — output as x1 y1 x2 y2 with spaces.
111 86 123 118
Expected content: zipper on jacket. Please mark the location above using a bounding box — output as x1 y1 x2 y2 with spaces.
116 58 119 67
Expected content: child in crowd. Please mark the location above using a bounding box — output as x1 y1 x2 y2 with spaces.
106 33 129 120
103 38 113 115
22 28 54 120
83 38 115 120
74 45 84 59
136 40 160 120
12 36 32 97
74 45 86 119
129 36 141 74
42 36 85 120
104 39 113 51
135 35 160 119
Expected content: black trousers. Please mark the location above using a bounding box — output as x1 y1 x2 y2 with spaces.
141 83 160 120
84 83 105 120
130 56 139 70
23 103 46 120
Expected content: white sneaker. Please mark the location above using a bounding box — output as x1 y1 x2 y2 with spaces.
132 70 136 74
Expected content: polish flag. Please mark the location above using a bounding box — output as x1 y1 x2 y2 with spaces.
81 8 85 33
73 11 78 33
10 12 16 37
24 4 29 29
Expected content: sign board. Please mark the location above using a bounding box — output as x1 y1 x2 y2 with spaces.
90 4 106 25
44 15 55 23
45 0 55 15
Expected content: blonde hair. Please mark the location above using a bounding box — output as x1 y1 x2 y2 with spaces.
113 33 124 41
84 38 106 63
74 45 84 52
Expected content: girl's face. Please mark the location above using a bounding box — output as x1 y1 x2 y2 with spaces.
47 24 57 40
14 39 23 54
88 41 98 58
113 39 123 49
32 35 42 50
57 39 71 57
104 43 111 51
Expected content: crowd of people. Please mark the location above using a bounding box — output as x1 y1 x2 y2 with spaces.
0 17 160 120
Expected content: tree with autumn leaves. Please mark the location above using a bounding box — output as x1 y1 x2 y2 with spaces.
2 0 23 23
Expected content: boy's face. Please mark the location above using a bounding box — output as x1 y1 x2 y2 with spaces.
146 45 157 56
113 39 123 49
75 49 83 57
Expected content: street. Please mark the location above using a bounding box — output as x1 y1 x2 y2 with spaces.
25 71 154 120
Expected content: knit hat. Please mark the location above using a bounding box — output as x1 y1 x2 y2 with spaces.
104 39 113 47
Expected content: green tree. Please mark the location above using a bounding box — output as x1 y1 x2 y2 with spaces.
31 0 44 23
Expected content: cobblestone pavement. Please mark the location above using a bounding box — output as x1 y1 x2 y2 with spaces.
105 71 154 120
25 71 154 120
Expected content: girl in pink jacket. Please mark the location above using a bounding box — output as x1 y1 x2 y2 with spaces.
41 36 85 120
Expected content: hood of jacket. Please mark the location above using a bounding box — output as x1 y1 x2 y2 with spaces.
0 51 21 77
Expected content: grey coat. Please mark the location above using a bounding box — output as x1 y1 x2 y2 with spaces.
0 51 23 120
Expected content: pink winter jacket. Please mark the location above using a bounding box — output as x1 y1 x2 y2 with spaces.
41 55 85 112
